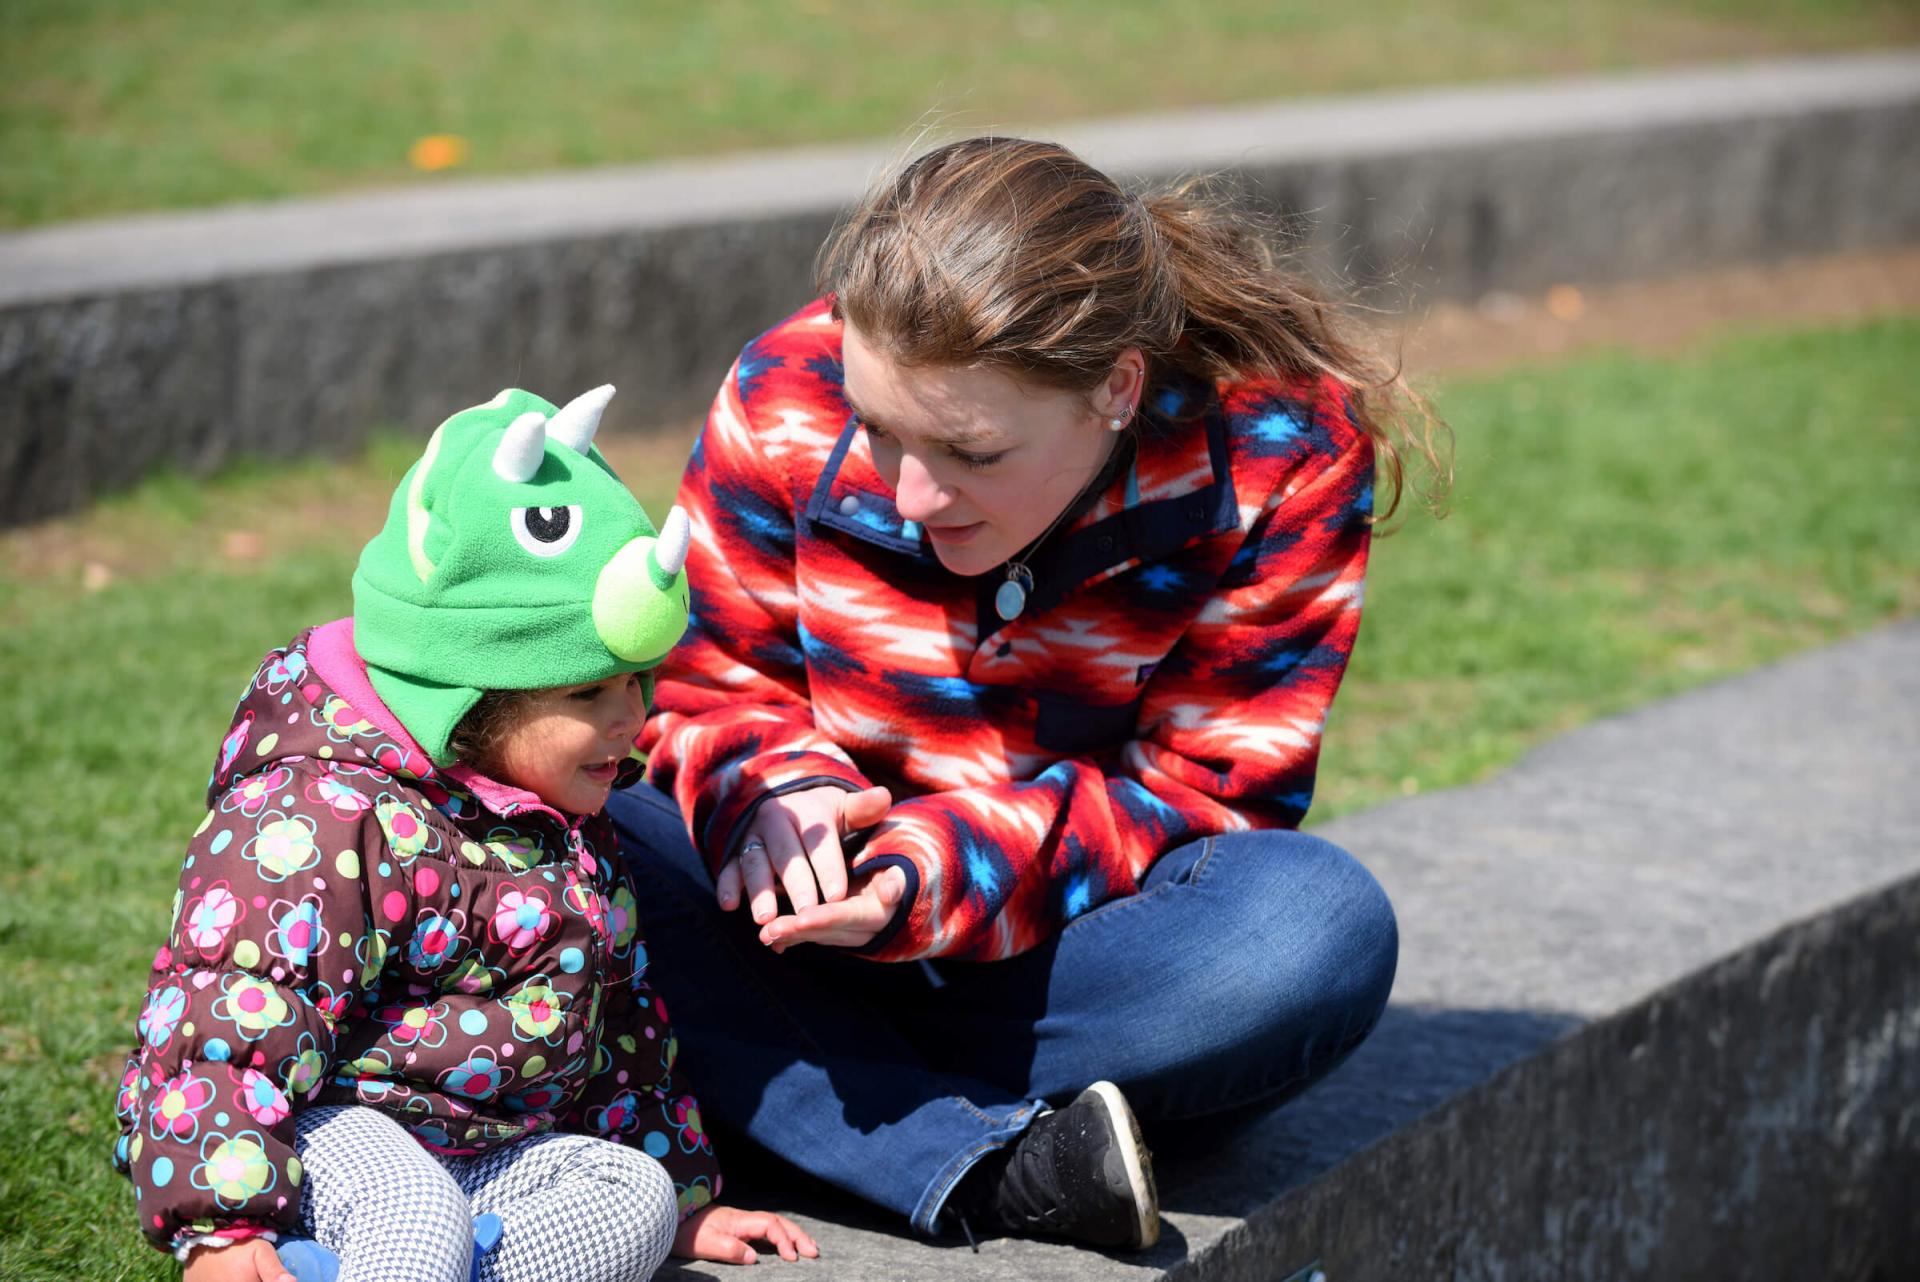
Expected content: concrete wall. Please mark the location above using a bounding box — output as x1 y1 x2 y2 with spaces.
3 50 1917 526
1187 873 1920 1282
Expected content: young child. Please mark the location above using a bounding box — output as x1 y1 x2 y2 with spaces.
112 387 816 1282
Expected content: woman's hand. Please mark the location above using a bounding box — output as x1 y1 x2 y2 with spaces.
759 862 908 953
182 1240 294 1282
718 786 891 924
673 1204 819 1264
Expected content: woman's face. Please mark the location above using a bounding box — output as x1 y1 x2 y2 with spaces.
841 323 1142 577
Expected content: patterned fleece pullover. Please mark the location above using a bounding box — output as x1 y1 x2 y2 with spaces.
114 620 720 1258
641 298 1374 963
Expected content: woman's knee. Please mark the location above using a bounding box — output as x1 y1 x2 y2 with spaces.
1173 831 1397 1060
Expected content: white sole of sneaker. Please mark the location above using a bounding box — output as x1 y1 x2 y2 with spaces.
1085 1080 1160 1249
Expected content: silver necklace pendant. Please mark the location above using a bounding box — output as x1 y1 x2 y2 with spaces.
996 563 1034 621
995 577 1027 621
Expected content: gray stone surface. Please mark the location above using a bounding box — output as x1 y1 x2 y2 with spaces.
4 50 1919 524
653 621 1920 1280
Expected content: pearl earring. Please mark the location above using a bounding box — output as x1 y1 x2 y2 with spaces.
1107 414 1128 432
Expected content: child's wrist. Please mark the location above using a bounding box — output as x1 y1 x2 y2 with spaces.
173 1225 276 1262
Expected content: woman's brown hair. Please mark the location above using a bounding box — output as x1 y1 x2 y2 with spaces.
817 136 1450 521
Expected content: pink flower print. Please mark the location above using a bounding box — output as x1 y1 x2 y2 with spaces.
337 1048 398 1102
608 886 639 951
280 1034 328 1097
224 765 293 818
441 1053 513 1102
445 953 502 996
506 1081 568 1114
182 883 246 958
148 1068 217 1142
672 1094 710 1154
564 875 610 941
305 771 371 819
234 1068 292 1127
375 799 437 863
678 1177 716 1218
587 1090 642 1136
314 695 373 744
115 1058 141 1123
262 650 308 693
489 887 556 953
408 912 466 972
371 742 430 777
483 833 542 872
432 786 480 822
245 813 320 882
139 985 187 1050
354 928 392 988
303 979 354 1028
215 976 293 1037
375 1000 449 1049
192 1129 277 1209
505 983 567 1044
269 896 328 968
218 712 254 777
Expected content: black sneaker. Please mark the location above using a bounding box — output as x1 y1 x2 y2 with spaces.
947 1080 1160 1250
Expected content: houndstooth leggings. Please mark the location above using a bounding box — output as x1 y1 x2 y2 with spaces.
289 1105 678 1282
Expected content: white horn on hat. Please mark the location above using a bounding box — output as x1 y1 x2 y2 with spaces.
548 384 615 456
655 506 690 577
493 411 549 483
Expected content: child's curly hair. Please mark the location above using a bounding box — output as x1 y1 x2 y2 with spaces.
445 689 537 775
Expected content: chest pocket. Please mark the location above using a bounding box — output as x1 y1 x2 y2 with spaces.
1033 691 1144 756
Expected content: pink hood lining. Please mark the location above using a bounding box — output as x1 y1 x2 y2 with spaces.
306 617 564 823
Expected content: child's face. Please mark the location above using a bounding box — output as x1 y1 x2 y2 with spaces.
489 672 648 815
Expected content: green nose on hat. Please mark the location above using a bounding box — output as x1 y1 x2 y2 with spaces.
351 385 692 766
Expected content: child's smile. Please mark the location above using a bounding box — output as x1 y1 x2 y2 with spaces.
491 673 648 815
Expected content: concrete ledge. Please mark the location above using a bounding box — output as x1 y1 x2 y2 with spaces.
2 50 1918 525
1181 871 1920 1280
655 620 1920 1280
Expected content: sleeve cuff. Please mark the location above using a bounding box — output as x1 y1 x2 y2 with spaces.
701 751 873 871
171 1225 278 1262
845 853 922 959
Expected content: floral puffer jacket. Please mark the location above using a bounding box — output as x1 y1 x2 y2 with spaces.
113 619 721 1256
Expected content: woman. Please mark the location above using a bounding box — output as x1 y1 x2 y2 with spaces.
608 136 1445 1251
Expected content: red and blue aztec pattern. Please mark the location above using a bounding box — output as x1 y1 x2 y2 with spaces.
641 298 1373 962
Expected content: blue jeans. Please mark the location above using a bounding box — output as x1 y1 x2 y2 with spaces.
607 782 1397 1234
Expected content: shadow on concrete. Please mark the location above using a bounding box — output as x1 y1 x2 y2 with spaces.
662 1002 1583 1245
1153 1002 1584 1217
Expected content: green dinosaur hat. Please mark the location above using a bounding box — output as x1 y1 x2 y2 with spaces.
351 385 692 766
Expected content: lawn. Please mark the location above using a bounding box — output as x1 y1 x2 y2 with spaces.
3 0 1916 227
2 316 1917 1277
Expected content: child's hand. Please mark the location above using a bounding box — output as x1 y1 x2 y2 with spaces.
182 1239 295 1282
759 862 907 952
672 1204 819 1265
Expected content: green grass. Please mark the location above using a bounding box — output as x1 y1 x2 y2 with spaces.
3 0 1916 227
1314 317 1920 816
3 316 1918 1277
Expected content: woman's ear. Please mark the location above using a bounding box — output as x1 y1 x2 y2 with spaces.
1095 348 1147 422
